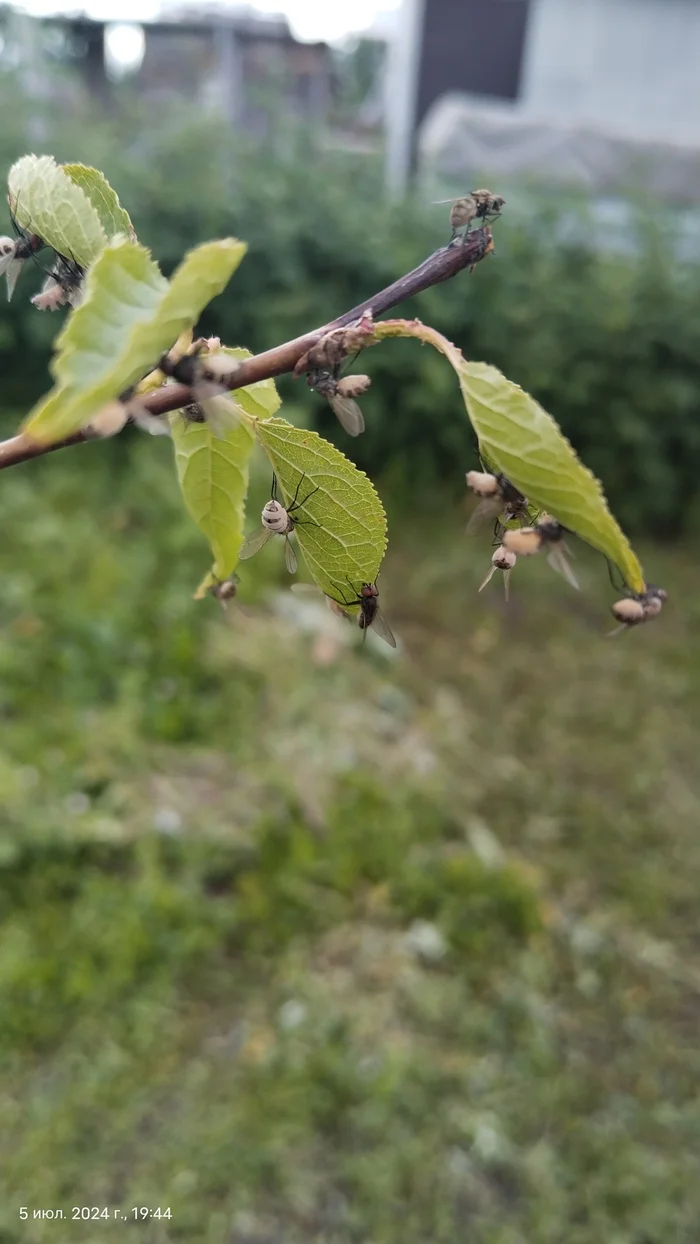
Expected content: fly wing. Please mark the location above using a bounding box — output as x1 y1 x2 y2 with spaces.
239 527 272 560
466 497 501 534
290 583 352 620
327 598 353 621
198 394 243 439
369 607 397 648
284 536 298 575
87 401 130 439
132 411 172 436
547 546 580 591
290 583 320 596
130 396 171 436
201 355 241 386
329 394 365 437
0 240 15 275
478 564 497 593
4 256 23 300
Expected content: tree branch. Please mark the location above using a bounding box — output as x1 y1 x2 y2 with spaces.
0 228 493 472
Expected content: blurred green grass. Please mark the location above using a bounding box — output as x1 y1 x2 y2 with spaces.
1 435 699 1243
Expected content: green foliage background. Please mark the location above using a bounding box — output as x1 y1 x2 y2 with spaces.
0 73 699 1244
0 88 697 533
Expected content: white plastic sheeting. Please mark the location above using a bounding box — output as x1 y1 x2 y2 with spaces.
420 95 700 201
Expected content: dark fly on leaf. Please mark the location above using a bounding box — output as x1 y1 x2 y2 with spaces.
239 474 320 575
327 578 397 648
291 577 397 648
334 579 396 647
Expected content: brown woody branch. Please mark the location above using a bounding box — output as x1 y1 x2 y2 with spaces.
0 228 492 472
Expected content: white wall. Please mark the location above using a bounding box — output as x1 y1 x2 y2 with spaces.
519 0 700 146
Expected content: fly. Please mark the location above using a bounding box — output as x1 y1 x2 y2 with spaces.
478 545 517 601
502 514 580 591
609 584 668 636
157 344 244 438
239 473 319 575
465 468 529 534
327 578 397 648
0 200 45 299
434 188 505 243
31 253 84 311
306 367 368 437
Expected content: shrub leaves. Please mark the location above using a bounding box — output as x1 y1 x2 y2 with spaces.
62 163 135 242
171 348 282 596
173 417 256 597
375 319 646 592
9 154 108 269
460 363 645 592
22 238 247 445
254 418 388 599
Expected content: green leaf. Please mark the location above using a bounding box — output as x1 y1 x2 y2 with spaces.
62 164 135 241
374 319 646 593
172 416 256 597
9 154 107 269
22 237 247 445
170 347 281 596
254 417 388 601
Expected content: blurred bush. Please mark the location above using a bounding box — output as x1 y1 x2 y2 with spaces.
0 83 698 532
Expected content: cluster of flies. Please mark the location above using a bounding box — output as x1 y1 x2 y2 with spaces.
230 468 396 648
0 194 393 645
0 199 84 310
7 185 661 642
466 468 667 636
85 201 497 651
202 312 395 646
110 313 394 646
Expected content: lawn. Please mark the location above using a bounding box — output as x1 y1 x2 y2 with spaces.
1 434 698 1243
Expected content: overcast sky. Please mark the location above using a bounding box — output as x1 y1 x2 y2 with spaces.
15 0 402 42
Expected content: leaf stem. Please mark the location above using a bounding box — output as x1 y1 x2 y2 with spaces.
0 228 492 472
